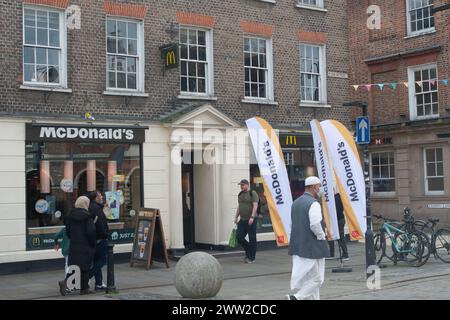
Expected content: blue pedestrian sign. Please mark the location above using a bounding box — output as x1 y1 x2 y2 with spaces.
356 117 370 144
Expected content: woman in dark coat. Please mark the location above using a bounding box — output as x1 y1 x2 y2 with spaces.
63 196 96 295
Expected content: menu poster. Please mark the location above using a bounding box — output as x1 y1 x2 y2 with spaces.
130 208 169 270
133 220 152 261
105 191 121 220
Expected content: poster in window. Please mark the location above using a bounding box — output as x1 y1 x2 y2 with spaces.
104 191 121 220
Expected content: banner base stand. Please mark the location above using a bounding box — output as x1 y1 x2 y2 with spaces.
331 246 352 273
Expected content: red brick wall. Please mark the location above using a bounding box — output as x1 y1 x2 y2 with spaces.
348 0 450 125
0 0 351 128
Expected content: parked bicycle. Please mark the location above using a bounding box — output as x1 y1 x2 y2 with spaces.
373 214 430 267
411 217 450 263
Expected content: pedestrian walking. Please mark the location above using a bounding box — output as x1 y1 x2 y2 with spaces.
59 196 96 295
54 225 74 294
88 190 110 291
287 176 329 300
234 179 259 264
327 193 349 261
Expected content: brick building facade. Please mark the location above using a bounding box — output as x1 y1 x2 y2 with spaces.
0 0 351 265
348 0 450 224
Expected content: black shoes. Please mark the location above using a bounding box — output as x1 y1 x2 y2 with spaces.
58 280 67 296
286 295 297 300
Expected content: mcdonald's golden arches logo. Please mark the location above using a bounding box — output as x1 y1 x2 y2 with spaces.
160 43 179 70
285 135 297 146
166 50 176 66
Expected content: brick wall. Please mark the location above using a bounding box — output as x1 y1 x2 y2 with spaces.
348 0 450 124
0 0 351 128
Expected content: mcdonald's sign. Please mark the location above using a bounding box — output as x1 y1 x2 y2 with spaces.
279 134 314 148
160 43 178 70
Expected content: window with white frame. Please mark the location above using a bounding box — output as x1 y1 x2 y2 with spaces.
106 18 143 91
408 64 439 119
300 43 326 103
179 27 213 95
298 0 324 8
283 151 295 166
371 151 395 193
407 0 435 35
23 7 66 86
424 148 444 194
244 36 273 100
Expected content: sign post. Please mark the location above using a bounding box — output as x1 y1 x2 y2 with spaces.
344 102 375 279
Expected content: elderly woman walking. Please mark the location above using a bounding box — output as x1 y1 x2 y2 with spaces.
59 196 96 295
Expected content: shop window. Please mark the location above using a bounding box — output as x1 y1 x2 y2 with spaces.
25 142 142 250
424 147 444 195
370 151 395 193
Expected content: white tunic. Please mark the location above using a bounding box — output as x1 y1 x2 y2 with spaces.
290 200 326 300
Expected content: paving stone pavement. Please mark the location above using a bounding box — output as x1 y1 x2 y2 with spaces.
1 242 450 300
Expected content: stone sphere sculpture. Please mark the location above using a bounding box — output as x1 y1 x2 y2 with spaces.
174 251 223 299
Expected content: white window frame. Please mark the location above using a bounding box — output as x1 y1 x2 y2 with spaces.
22 5 67 88
424 147 445 195
178 26 214 98
283 151 295 166
299 43 327 105
105 16 145 93
406 0 435 37
243 36 274 103
369 151 396 196
408 63 439 120
297 0 325 9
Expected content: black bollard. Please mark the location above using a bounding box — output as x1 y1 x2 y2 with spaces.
106 242 117 293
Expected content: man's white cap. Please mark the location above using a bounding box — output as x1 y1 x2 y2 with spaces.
305 176 321 186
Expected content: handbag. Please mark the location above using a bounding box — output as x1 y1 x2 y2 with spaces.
228 226 237 248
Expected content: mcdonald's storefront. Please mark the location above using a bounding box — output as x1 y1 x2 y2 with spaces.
250 131 317 233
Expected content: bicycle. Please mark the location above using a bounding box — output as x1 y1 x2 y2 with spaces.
373 214 430 267
412 217 450 263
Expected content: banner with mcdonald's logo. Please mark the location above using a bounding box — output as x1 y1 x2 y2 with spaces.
310 120 340 241
320 120 366 240
246 117 292 246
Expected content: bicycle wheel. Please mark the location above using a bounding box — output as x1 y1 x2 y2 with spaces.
394 230 429 267
414 220 432 240
379 230 397 262
434 229 450 263
374 232 384 264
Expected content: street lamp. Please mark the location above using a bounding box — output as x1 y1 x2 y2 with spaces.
343 101 376 279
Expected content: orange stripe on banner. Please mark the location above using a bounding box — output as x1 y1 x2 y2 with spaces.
255 117 285 163
262 180 288 246
336 176 364 240
322 197 332 240
330 120 361 165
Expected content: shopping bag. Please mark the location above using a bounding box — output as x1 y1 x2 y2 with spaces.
228 227 237 248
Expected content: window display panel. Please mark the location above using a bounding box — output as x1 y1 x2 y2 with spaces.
25 142 142 250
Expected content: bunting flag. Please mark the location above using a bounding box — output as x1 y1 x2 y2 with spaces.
350 79 449 93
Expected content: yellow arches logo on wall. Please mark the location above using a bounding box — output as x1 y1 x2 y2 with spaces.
160 43 179 70
285 135 297 146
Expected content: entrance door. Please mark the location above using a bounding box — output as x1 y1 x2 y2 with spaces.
182 153 195 249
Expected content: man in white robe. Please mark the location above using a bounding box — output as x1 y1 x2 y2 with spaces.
287 176 329 300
